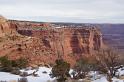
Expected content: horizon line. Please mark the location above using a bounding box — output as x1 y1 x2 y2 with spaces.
8 18 124 24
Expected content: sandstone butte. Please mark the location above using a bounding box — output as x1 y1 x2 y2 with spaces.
0 15 105 67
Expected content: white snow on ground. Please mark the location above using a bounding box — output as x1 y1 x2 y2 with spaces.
0 67 55 82
0 72 20 81
91 67 124 82
92 77 124 82
92 77 108 82
1 67 124 82
118 67 124 76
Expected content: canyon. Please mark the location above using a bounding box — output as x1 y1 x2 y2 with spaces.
0 16 104 66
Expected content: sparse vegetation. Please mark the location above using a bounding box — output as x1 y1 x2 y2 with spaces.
0 56 28 72
72 56 97 79
15 58 28 69
0 56 13 72
72 57 89 79
94 49 121 82
51 59 70 82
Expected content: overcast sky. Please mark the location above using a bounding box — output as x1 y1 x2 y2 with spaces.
0 0 124 23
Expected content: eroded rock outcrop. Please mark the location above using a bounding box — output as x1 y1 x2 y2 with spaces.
0 16 17 36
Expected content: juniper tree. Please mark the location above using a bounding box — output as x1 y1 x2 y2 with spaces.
51 59 70 82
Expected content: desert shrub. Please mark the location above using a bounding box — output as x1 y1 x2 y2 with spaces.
0 56 28 72
0 56 13 72
95 49 121 82
12 57 28 69
72 55 98 80
72 57 90 79
51 59 70 82
16 58 28 69
11 68 21 75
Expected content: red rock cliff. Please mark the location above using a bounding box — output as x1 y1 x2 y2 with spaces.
0 16 104 66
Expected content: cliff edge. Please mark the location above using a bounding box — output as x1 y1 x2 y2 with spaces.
0 16 104 66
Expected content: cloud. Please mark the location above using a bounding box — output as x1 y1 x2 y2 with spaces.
0 0 124 23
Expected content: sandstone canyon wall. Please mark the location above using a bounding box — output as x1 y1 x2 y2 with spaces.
0 16 104 66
